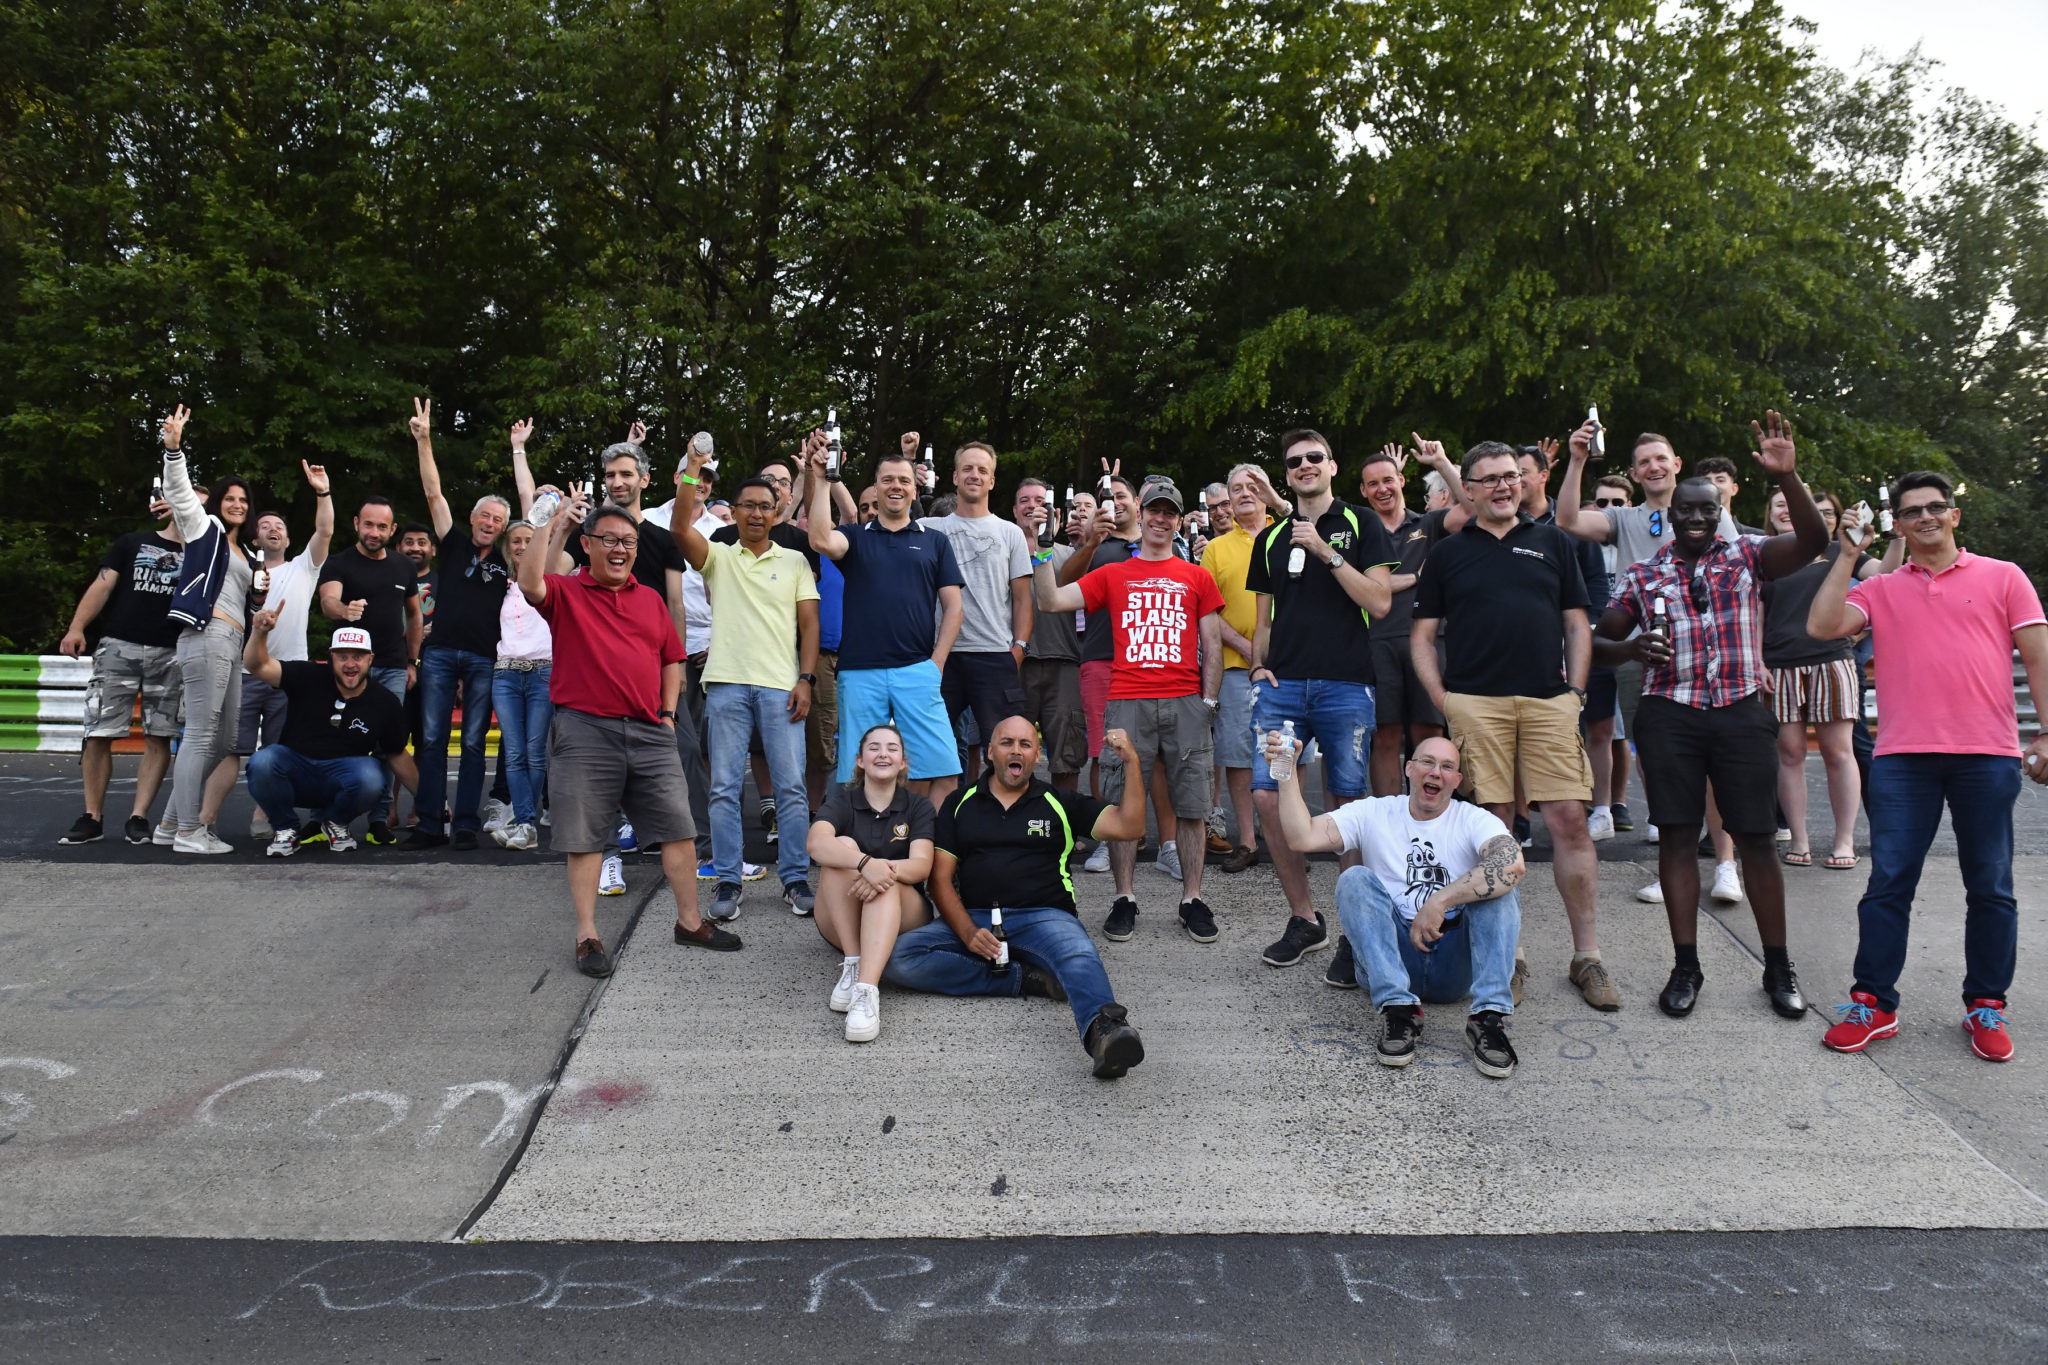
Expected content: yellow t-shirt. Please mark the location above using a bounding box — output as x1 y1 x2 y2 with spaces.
698 539 820 690
1202 522 1268 671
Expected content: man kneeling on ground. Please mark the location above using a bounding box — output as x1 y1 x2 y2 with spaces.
1268 731 1526 1077
243 618 417 854
884 717 1152 1078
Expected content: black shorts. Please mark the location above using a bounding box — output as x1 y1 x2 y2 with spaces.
942 652 1027 749
1369 632 1444 730
1634 693 1778 834
1580 667 1618 735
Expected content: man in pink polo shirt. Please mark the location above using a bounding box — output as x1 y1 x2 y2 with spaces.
1807 471 2048 1061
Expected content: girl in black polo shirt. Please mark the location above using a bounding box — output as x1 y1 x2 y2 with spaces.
805 725 937 1043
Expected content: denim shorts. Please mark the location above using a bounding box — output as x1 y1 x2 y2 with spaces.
1250 677 1376 797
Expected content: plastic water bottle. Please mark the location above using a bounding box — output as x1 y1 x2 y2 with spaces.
692 430 716 474
1588 404 1605 460
528 488 562 529
825 408 843 482
1269 720 1299 781
989 906 1009 971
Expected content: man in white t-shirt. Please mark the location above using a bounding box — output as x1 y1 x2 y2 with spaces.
1268 732 1526 1078
232 460 334 838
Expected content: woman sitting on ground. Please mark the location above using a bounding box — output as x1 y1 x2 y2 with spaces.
806 724 936 1044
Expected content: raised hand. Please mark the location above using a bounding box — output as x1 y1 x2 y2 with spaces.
1379 441 1406 470
301 460 329 496
1103 727 1138 767
899 431 920 457
1838 503 1876 554
805 428 831 475
1567 416 1600 463
409 396 432 443
626 420 648 446
160 404 191 450
1536 436 1559 466
251 608 280 634
343 598 368 622
1751 410 1797 477
1411 433 1446 467
509 418 535 452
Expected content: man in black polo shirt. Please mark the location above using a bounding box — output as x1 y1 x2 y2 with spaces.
1411 440 1619 1013
883 717 1152 1078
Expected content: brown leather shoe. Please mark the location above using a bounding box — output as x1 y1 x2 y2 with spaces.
1221 844 1259 874
576 937 614 978
1205 830 1234 856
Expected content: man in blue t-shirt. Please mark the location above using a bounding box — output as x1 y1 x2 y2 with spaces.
806 436 967 803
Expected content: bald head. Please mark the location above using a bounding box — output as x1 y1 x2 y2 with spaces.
1412 736 1459 768
988 714 1040 789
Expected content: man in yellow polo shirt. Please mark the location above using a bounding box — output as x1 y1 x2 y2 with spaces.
677 467 821 919
1201 462 1289 872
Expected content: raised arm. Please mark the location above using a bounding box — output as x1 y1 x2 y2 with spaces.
674 441 713 569
1032 556 1086 614
158 405 210 543
1090 729 1150 841
1415 435 1475 532
1806 512 1873 642
1265 731 1346 853
804 433 851 560
1057 508 1112 587
303 461 334 567
1553 417 1612 544
521 485 589 607
242 608 285 687
411 397 453 539
1748 411 1829 579
508 418 537 518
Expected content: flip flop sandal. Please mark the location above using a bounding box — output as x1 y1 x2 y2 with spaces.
1781 851 1812 867
1824 854 1860 870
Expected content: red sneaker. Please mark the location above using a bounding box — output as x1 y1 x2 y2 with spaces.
1964 999 2014 1062
1823 990 1898 1053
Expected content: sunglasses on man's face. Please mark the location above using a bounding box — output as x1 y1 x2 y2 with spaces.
1283 450 1329 470
1594 497 1627 508
1898 501 1953 522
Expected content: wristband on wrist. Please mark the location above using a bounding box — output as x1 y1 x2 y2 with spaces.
857 855 870 876
679 473 699 485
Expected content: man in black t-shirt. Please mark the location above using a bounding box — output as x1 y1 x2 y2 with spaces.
1357 442 1461 799
243 614 415 857
318 496 421 700
55 494 192 846
882 717 1152 1078
1244 428 1398 969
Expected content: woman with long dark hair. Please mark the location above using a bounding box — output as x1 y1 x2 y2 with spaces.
157 404 260 853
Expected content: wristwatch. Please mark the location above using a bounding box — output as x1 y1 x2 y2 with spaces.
1202 696 1219 710
1012 639 1029 652
1569 685 1587 701
1325 549 1344 570
797 672 817 685
658 708 677 720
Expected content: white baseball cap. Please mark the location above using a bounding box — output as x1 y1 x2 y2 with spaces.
330 627 373 653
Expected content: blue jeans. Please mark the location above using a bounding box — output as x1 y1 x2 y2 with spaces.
1250 677 1376 796
491 665 553 826
418 647 496 834
1336 865 1520 1016
705 682 810 887
1853 752 2022 1012
884 908 1116 1043
246 746 386 828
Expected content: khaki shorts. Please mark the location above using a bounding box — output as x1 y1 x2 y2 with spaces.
1021 657 1087 774
1441 690 1592 807
1098 694 1215 821
82 637 182 740
805 651 839 774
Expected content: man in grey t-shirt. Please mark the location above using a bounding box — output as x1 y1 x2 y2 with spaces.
922 441 1033 775
1013 480 1090 788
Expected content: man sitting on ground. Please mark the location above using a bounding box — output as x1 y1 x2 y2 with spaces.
884 717 1152 1078
242 618 417 855
1268 731 1526 1078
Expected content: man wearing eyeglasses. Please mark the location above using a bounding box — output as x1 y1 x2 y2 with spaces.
1592 411 1828 1022
1807 472 2048 1062
1245 428 1397 968
242 619 416 857
1411 441 1615 1013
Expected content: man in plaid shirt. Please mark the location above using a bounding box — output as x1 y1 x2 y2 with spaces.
1592 411 1829 1021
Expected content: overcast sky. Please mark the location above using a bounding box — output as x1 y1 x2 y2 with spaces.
1785 0 2047 131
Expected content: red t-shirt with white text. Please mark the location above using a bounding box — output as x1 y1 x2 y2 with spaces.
1077 555 1225 699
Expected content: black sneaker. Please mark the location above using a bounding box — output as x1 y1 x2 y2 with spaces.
576 937 614 978
1083 1003 1145 1079
365 820 395 845
1513 814 1533 849
399 829 448 851
759 798 778 844
451 829 479 851
1178 897 1218 943
709 881 743 922
1324 935 1359 988
58 813 103 845
1466 1010 1517 1078
1020 963 1068 1001
1260 911 1330 966
675 919 744 951
1379 1004 1421 1066
1611 802 1635 832
1103 895 1139 942
124 815 151 845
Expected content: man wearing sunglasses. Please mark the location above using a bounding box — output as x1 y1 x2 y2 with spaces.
1592 411 1828 1022
1245 429 1398 968
1807 472 2048 1062
242 619 415 857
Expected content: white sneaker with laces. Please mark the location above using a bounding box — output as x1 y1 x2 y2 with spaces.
1775 825 1792 844
1155 840 1183 881
324 821 358 853
152 818 178 847
1712 859 1744 903
845 983 881 1043
1635 880 1665 904
265 829 299 858
173 826 233 855
482 798 512 833
1083 842 1111 873
1586 807 1615 842
250 810 272 839
740 861 769 882
504 823 538 851
1646 825 1660 845
599 854 627 895
830 956 861 1013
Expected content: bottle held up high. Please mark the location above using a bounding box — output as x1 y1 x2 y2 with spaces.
824 408 844 482
692 430 716 476
1878 483 1893 535
1587 404 1605 460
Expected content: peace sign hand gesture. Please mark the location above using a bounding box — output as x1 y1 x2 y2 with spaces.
160 404 191 451
409 396 432 444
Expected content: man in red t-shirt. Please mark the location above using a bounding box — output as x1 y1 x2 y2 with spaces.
1034 479 1225 944
520 490 742 978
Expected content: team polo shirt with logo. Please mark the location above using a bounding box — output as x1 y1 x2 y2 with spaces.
934 779 1110 914
1412 514 1589 699
1243 501 1399 684
815 782 937 862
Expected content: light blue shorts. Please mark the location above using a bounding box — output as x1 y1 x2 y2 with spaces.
835 659 965 783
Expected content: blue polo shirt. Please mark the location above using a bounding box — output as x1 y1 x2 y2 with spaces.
835 518 965 670
819 557 844 653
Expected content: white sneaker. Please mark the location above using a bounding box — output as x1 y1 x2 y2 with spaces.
1775 825 1792 844
324 821 358 853
539 808 551 828
482 798 512 833
1083 842 1111 873
265 829 299 858
1586 807 1615 842
845 983 881 1043
1646 825 1661 845
830 956 861 1013
1635 880 1665 904
1712 860 1744 903
504 823 538 851
173 826 233 856
1155 840 1183 881
249 810 272 839
152 818 178 847
491 821 514 847
599 854 627 895
740 861 769 882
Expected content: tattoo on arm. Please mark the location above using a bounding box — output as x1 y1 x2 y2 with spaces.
1472 834 1524 899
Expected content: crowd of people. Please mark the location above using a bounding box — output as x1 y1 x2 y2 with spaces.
54 401 2048 1080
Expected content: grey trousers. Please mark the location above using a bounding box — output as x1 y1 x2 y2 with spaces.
171 619 243 829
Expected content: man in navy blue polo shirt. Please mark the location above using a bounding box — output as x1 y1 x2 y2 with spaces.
807 440 968 804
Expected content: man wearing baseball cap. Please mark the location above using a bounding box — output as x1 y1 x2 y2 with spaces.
1032 477 1227 944
241 614 418 856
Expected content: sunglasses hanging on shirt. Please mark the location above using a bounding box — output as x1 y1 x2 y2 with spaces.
328 698 347 728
